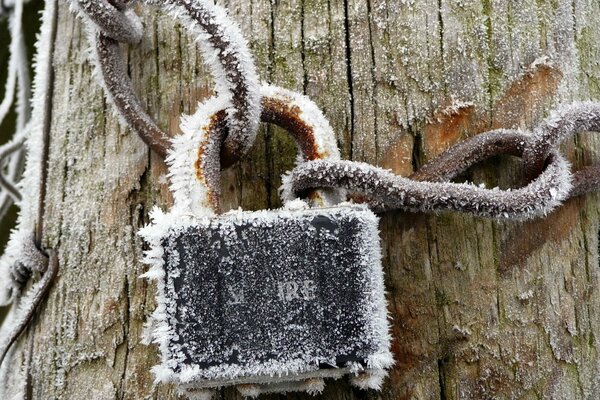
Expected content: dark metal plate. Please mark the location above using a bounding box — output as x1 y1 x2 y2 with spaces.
161 207 384 379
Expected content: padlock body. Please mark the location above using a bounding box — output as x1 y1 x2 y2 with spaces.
157 206 391 387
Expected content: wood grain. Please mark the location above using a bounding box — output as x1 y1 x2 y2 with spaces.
2 0 600 399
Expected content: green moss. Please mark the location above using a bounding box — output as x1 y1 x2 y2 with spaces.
481 0 504 104
575 26 600 98
435 287 451 307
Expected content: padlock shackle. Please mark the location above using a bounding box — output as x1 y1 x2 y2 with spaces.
168 86 342 215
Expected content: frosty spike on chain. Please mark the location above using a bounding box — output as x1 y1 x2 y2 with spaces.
139 94 394 398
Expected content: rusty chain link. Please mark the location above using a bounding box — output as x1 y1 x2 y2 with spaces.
283 106 600 219
82 0 262 167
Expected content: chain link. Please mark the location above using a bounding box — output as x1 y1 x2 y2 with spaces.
283 114 600 218
74 0 142 43
521 102 600 183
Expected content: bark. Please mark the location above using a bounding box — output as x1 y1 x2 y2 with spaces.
3 0 600 399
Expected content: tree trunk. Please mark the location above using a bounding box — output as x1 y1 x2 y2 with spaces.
3 0 600 399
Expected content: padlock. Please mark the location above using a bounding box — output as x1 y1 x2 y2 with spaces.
140 91 393 398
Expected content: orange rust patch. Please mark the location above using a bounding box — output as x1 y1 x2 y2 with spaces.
492 64 562 130
499 197 581 276
382 62 561 174
194 111 227 213
422 103 477 161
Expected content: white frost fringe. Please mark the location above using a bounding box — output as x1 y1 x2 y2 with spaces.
0 0 54 305
150 0 262 150
0 1 56 397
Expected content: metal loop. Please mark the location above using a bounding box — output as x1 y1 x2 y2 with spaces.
414 127 600 202
570 165 600 198
410 129 529 183
95 34 170 157
91 0 262 167
169 86 343 214
282 148 572 220
521 102 600 183
74 0 143 44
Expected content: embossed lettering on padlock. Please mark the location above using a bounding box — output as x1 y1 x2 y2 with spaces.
140 93 393 398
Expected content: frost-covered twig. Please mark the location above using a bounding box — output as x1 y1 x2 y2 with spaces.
0 249 56 368
0 134 25 202
0 0 56 306
0 0 29 218
281 153 572 220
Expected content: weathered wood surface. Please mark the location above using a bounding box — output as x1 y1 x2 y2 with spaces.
3 0 600 399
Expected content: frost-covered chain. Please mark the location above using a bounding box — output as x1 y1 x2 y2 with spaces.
166 85 343 216
71 0 142 43
0 135 25 202
73 0 262 165
282 153 571 220
411 121 600 199
284 104 600 219
521 102 600 183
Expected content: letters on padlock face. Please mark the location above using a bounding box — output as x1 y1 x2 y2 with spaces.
143 205 393 388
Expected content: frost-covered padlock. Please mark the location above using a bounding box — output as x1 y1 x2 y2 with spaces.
141 91 393 398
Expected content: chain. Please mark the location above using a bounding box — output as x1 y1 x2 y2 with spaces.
85 0 262 167
283 111 600 219
521 103 600 183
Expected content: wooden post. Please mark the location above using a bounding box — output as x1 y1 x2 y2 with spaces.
2 0 600 398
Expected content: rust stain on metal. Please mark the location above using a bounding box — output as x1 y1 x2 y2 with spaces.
195 111 228 213
261 97 329 161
